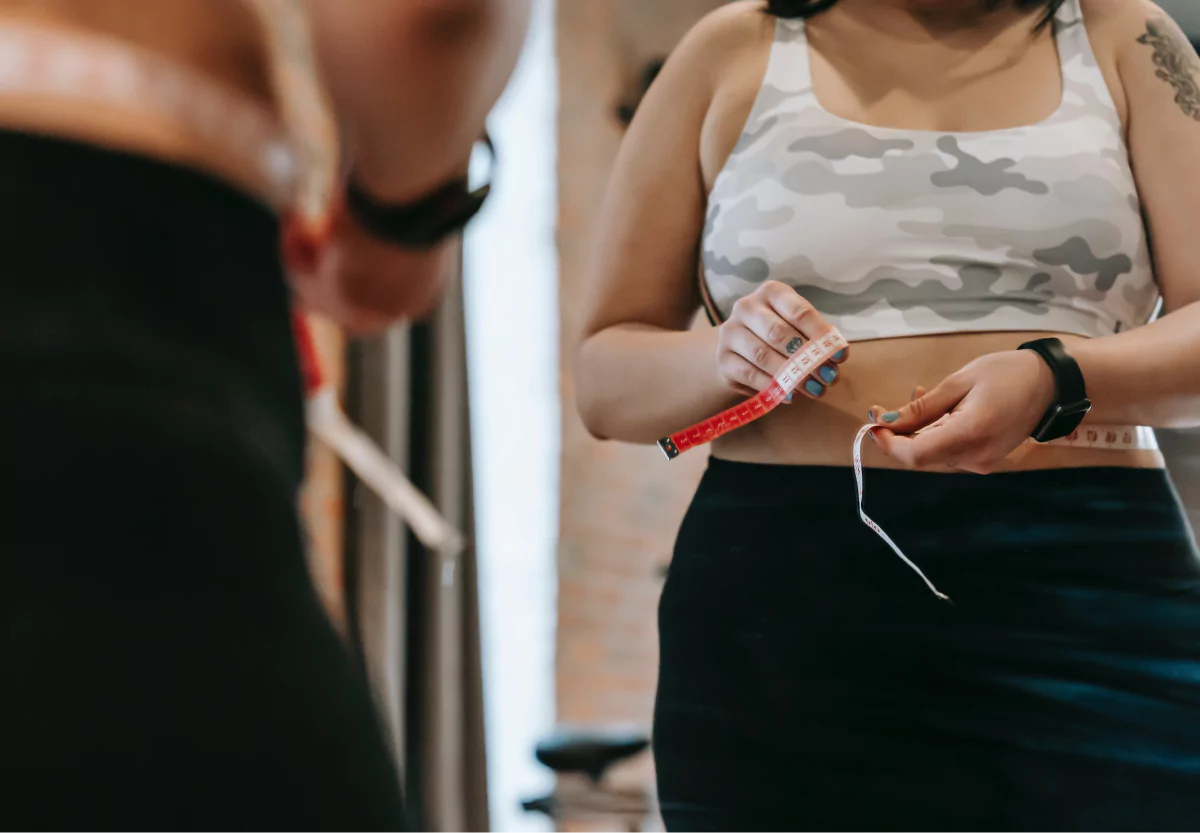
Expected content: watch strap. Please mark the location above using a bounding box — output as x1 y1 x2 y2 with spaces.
1018 337 1087 405
1018 337 1091 442
345 133 495 250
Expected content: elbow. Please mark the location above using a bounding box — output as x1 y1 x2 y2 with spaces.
576 395 613 443
573 338 613 442
576 400 611 443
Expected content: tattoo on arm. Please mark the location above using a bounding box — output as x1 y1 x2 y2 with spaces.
1136 17 1200 122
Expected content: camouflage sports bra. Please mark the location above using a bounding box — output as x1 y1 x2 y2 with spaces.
701 0 1158 342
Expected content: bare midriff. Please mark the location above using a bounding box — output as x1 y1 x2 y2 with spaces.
0 0 279 200
709 329 1165 472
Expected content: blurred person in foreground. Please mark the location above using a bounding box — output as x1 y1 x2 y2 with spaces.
0 0 530 828
576 0 1200 828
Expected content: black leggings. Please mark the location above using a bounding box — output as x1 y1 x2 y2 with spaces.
655 458 1200 831
0 132 408 830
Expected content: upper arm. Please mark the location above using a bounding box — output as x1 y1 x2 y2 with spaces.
309 0 531 200
580 2 768 340
1108 0 1200 312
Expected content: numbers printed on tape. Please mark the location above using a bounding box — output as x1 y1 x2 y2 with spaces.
657 329 850 458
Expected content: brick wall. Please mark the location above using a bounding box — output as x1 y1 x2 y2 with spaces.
555 0 723 800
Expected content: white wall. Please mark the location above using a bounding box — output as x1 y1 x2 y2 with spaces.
463 1 559 830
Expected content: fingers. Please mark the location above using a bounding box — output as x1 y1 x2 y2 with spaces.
724 326 789 380
871 374 970 435
757 283 843 397
873 402 1013 473
717 351 775 396
872 421 980 470
761 281 834 343
732 289 805 360
721 283 848 401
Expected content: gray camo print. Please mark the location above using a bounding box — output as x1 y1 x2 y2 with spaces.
702 0 1158 341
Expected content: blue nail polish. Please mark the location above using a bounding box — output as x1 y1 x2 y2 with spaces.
805 379 824 397
784 392 794 404
883 411 900 423
833 349 847 361
819 365 838 384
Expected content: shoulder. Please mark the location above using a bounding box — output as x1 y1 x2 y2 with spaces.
1080 0 1193 69
1076 0 1195 128
685 1 776 48
631 0 775 142
665 1 776 92
662 3 778 187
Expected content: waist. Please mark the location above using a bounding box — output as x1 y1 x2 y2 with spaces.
0 18 293 209
712 329 1163 472
692 459 1191 555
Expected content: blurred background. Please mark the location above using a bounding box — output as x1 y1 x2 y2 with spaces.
300 1 1200 830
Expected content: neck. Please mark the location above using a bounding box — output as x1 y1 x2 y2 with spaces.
830 0 1041 40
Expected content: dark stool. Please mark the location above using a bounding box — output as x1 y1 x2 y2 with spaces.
521 727 656 831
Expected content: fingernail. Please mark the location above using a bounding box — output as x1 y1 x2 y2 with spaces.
805 379 824 397
868 431 877 444
784 392 794 404
882 411 900 423
819 365 838 384
867 409 875 422
910 388 917 401
833 349 847 361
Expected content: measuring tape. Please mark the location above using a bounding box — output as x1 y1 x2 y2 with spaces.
0 21 299 207
293 314 465 555
659 327 1154 601
657 330 852 459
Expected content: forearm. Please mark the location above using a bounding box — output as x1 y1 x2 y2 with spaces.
310 0 531 202
576 325 741 445
1074 301 1200 429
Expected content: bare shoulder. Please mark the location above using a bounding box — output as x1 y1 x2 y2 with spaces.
667 2 777 187
1081 0 1195 65
667 0 775 86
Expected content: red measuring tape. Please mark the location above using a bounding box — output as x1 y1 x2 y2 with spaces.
657 329 850 460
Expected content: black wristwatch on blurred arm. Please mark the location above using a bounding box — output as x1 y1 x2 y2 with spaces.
1018 337 1092 442
345 133 496 250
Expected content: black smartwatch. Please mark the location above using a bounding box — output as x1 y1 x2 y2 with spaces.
345 133 496 250
1018 337 1092 442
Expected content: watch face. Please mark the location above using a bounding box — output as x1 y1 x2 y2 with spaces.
1060 399 1093 418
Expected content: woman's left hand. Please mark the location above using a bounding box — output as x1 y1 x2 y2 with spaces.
867 350 1058 474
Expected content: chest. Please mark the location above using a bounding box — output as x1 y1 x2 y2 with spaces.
805 20 1065 134
709 122 1138 272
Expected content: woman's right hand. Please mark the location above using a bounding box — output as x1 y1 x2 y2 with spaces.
286 202 456 335
716 281 848 400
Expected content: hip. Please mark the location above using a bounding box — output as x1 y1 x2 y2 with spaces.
665 459 1200 629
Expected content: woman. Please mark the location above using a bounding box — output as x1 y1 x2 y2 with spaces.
576 0 1200 828
0 0 528 828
